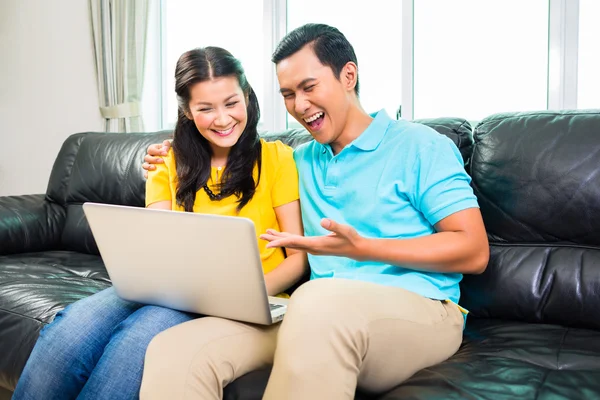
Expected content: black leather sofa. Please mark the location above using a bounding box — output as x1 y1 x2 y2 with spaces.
1 110 599 399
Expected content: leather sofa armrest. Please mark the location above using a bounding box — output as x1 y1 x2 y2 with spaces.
0 194 65 255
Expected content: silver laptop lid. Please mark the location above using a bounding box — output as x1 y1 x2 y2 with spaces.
82 202 274 324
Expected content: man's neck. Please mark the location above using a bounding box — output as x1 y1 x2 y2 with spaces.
330 105 373 155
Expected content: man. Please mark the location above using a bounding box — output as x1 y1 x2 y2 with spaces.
141 23 488 399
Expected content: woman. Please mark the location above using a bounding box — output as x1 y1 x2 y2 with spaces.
12 47 306 400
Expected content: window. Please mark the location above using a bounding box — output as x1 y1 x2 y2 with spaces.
286 0 403 128
161 0 264 128
578 0 600 109
413 0 549 121
154 1 593 132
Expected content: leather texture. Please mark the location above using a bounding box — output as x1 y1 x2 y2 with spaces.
225 319 600 400
461 110 600 332
0 251 109 390
2 113 599 399
0 194 64 256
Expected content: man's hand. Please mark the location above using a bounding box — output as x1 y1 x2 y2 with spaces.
260 218 366 260
142 140 171 178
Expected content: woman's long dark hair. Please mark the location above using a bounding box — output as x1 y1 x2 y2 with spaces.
172 47 261 212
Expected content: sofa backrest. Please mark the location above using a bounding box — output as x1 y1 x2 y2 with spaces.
460 110 600 330
46 131 173 254
264 117 475 165
44 117 473 255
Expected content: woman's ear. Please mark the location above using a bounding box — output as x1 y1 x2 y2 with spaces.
184 110 193 120
342 62 358 92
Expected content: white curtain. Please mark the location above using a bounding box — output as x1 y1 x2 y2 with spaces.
90 0 150 132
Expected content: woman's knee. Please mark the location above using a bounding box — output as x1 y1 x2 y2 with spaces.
114 306 194 345
54 287 138 329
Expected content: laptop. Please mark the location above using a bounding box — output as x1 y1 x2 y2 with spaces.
82 202 288 325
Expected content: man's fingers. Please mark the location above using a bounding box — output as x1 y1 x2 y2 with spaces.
147 143 170 157
265 229 296 237
161 140 172 154
260 233 298 245
144 155 163 164
147 144 160 156
144 154 164 164
265 239 290 248
259 233 279 242
142 162 157 171
321 218 341 233
264 235 311 249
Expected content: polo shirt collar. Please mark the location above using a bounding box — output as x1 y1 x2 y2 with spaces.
350 109 392 151
317 109 392 155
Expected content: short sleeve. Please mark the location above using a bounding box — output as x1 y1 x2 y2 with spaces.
145 150 174 207
412 136 479 225
269 141 300 207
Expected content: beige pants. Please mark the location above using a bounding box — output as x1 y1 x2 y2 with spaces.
140 278 464 400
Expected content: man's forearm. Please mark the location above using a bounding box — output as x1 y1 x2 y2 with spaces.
357 231 489 274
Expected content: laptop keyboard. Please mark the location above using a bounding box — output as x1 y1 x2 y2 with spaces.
269 303 284 311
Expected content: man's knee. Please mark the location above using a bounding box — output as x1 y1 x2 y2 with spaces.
282 280 365 344
146 317 239 372
144 328 173 366
144 319 239 394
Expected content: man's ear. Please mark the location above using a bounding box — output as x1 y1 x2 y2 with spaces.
342 62 358 92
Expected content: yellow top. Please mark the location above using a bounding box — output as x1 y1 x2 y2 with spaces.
146 139 299 274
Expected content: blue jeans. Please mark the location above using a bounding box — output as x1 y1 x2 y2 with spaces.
12 287 195 400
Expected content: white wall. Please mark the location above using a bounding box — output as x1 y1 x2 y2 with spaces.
0 0 104 196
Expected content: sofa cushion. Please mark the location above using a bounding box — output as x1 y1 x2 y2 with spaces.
462 110 600 330
225 319 600 400
0 194 65 256
224 368 375 400
413 117 474 168
380 319 600 399
470 110 600 245
462 244 600 331
0 251 108 390
46 131 173 254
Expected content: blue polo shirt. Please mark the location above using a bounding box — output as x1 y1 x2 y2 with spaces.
293 110 479 303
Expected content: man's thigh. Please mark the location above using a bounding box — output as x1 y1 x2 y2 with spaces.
288 279 464 393
357 297 463 393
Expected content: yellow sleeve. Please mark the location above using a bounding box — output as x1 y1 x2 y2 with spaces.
268 140 299 207
145 150 175 207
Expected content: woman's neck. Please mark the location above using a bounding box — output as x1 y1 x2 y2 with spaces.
210 145 229 167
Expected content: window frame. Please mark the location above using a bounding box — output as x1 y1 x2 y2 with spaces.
155 0 584 131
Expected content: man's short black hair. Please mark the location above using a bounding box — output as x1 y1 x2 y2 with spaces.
272 23 359 95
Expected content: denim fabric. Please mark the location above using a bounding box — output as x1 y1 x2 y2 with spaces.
12 287 195 400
